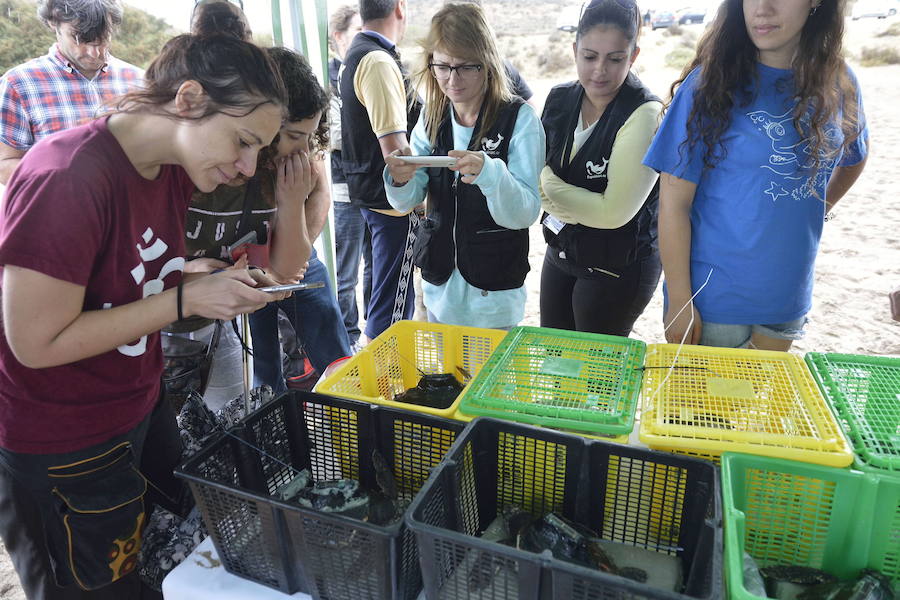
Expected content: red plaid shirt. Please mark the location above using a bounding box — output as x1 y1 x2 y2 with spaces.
0 45 142 150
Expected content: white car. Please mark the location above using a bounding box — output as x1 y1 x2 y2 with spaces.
852 0 897 20
556 4 581 32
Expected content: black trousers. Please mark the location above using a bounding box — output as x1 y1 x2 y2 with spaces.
0 396 181 600
539 247 662 337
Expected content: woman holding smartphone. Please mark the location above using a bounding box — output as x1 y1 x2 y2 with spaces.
0 34 286 599
384 2 545 330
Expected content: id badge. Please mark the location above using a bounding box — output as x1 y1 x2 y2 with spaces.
543 214 566 235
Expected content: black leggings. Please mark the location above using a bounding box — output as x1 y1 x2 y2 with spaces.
539 248 662 337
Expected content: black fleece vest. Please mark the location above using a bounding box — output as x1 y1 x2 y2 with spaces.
541 73 660 269
339 32 420 210
414 97 529 290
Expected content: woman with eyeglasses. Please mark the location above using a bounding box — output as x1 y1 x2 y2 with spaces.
384 2 545 329
539 0 662 337
0 34 286 599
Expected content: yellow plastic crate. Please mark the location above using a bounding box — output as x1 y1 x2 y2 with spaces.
639 344 854 467
314 320 507 418
452 406 630 443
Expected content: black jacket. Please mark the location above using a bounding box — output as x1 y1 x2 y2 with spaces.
541 73 660 269
414 97 529 290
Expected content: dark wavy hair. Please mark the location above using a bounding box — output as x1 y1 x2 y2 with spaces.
37 0 122 43
670 0 860 182
266 46 330 154
115 34 286 120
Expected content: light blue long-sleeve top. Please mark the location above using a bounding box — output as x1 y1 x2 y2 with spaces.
384 102 545 328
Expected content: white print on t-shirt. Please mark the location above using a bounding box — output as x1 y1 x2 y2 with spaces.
586 158 608 180
103 227 185 358
481 133 504 155
749 108 839 203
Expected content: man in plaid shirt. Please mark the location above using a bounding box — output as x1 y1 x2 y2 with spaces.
0 0 142 184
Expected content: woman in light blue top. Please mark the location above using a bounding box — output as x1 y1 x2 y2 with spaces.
384 2 544 330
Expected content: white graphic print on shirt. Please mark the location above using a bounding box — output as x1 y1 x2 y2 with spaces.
104 227 185 357
749 108 839 203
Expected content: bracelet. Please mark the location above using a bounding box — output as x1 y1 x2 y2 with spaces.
824 211 836 222
176 281 185 321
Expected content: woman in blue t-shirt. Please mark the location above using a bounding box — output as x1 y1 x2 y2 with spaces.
644 0 868 350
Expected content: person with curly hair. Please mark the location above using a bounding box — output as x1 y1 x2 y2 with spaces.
644 0 868 349
181 47 350 396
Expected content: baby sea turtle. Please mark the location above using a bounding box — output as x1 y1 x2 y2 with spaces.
393 373 464 409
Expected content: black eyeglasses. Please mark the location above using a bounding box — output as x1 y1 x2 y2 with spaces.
429 63 484 80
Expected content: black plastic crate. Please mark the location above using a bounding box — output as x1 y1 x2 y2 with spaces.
406 417 722 600
176 391 464 599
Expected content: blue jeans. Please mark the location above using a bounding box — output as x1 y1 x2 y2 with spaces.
361 209 418 339
698 316 809 348
333 189 372 345
249 250 351 393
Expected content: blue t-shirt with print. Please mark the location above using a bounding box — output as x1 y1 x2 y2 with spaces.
643 63 867 325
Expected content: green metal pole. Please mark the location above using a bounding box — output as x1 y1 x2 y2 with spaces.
270 0 283 45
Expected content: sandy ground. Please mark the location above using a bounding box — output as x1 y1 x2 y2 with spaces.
1 16 898 600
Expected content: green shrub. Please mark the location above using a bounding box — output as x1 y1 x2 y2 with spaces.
537 45 570 76
665 46 695 70
665 24 684 36
680 30 698 48
876 22 900 37
860 45 900 66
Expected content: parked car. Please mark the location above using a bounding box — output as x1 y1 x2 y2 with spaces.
556 4 580 32
677 7 707 24
852 0 898 19
650 10 676 30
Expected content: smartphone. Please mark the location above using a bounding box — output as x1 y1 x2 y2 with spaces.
396 155 457 168
258 282 325 293
227 231 257 261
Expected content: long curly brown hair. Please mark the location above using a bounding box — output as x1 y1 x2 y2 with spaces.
670 0 860 180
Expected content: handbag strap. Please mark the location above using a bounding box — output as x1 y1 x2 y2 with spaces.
233 175 262 244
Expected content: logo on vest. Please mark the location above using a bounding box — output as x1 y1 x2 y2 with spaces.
480 133 504 156
586 159 608 180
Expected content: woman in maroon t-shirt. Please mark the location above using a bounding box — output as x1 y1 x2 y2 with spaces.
0 34 289 599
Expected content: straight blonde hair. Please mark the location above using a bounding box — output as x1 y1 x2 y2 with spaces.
415 2 511 147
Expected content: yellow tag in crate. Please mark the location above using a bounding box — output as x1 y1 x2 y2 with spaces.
706 377 755 400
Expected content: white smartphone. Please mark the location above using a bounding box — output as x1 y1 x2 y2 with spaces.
396 155 457 168
258 282 325 293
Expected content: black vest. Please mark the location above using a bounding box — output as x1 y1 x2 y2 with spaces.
414 97 529 291
339 32 420 210
541 73 660 269
328 57 346 184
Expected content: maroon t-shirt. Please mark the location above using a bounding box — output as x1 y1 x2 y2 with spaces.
0 116 195 454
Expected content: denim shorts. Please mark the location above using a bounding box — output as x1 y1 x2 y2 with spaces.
698 316 809 349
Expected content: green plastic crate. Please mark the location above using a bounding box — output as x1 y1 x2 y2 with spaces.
805 353 900 475
722 453 900 599
457 326 645 436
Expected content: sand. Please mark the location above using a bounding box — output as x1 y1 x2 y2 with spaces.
1 14 898 600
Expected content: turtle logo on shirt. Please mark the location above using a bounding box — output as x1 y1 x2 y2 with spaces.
481 133 504 156
748 108 838 203
586 158 608 180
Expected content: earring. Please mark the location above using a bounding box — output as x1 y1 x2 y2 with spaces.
810 2 820 15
